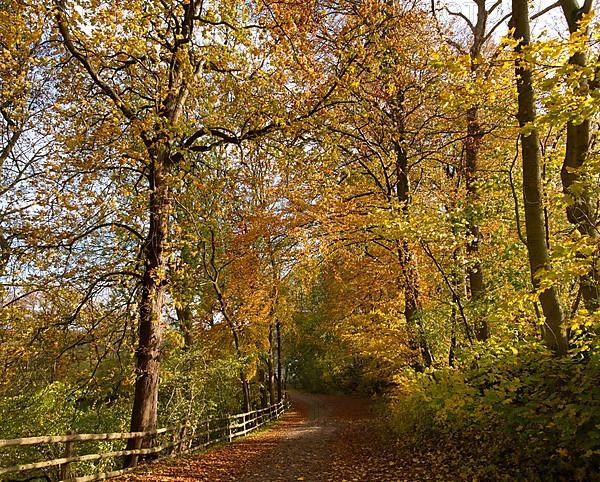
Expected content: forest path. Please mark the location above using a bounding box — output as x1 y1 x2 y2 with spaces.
116 391 417 481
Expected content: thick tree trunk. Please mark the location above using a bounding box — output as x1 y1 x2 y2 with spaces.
465 106 489 341
559 0 599 312
125 157 170 466
512 0 569 355
562 118 600 312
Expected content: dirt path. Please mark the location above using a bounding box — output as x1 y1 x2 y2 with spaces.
117 391 413 482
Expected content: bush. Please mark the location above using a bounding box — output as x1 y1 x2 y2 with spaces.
0 382 131 479
388 340 600 481
159 342 249 425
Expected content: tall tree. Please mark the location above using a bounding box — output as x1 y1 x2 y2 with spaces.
432 0 517 341
512 0 569 354
558 0 599 312
302 2 447 367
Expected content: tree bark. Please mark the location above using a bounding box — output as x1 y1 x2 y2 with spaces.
276 320 282 401
241 377 251 412
465 106 489 340
210 262 251 412
231 324 251 412
394 130 434 367
448 304 457 367
559 0 599 312
175 305 194 348
398 241 434 367
512 0 569 355
267 325 276 405
125 156 170 466
458 0 497 341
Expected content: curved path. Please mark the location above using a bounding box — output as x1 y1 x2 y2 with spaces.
117 391 408 481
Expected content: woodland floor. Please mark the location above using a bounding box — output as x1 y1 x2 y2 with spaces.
115 391 469 481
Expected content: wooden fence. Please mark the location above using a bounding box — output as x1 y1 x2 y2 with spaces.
0 398 290 482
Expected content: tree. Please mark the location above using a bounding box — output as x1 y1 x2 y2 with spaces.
511 0 569 354
558 0 599 312
53 0 295 462
431 0 510 342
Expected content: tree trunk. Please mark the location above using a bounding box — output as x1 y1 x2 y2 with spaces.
391 90 434 367
175 305 194 348
449 243 466 366
465 106 489 340
211 271 251 412
241 377 251 412
394 133 434 367
559 0 599 312
448 304 457 367
258 367 268 408
125 157 170 466
267 325 276 405
276 320 282 401
398 241 434 367
230 326 251 412
512 0 569 355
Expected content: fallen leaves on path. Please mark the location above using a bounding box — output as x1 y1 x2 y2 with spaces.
114 392 472 481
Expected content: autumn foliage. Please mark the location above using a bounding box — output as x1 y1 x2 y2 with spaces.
0 0 599 479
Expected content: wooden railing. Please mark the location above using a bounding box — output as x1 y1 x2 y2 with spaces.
0 398 290 482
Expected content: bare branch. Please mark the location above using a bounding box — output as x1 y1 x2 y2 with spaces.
444 6 476 33
532 1 562 21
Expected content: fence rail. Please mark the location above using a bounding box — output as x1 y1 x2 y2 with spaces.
0 398 290 482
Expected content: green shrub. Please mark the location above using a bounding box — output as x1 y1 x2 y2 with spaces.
388 340 600 481
158 343 249 440
0 382 132 478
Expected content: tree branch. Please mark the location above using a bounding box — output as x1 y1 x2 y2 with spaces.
55 0 136 120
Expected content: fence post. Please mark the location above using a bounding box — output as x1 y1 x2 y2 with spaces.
227 415 232 442
128 437 139 468
59 430 75 481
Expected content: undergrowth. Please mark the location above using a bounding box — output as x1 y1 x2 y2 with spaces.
388 339 600 481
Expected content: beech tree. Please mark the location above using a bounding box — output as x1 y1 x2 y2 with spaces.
557 0 599 312
512 0 569 354
431 0 511 341
304 2 454 367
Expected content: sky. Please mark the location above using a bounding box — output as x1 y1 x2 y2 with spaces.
437 0 573 41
